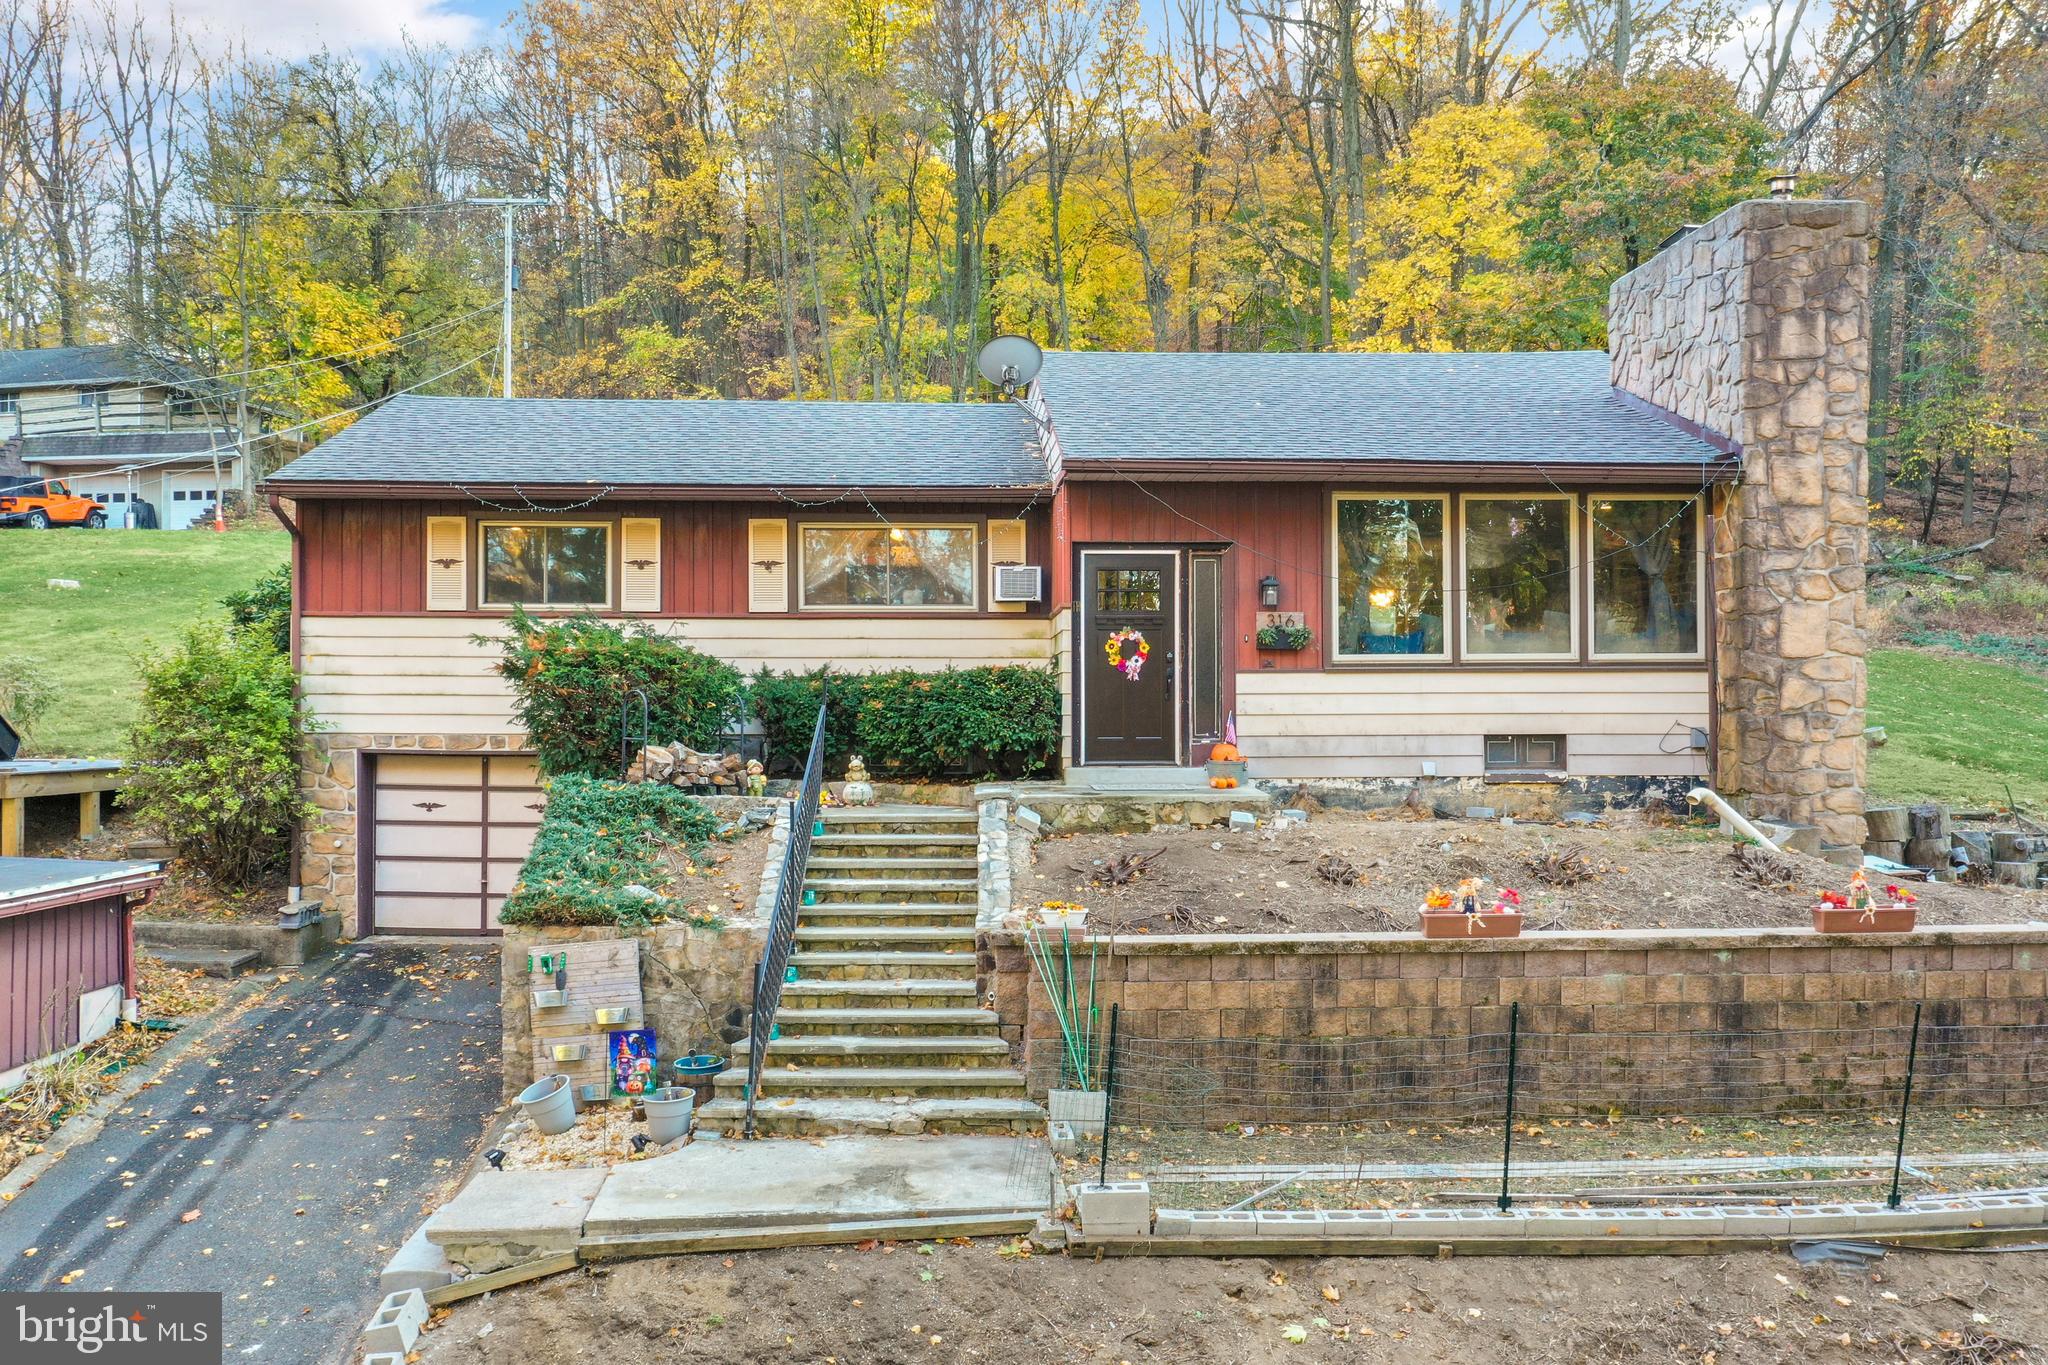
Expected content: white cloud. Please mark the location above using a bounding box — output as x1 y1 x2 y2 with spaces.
143 0 490 60
1712 1 1823 100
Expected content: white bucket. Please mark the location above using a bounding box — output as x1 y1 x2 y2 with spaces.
516 1073 577 1136
643 1086 695 1145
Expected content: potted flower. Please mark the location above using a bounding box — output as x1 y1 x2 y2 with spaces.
1419 878 1524 939
1812 871 1918 933
1255 622 1314 651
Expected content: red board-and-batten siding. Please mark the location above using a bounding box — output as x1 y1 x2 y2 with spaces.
296 498 1055 617
0 895 130 1075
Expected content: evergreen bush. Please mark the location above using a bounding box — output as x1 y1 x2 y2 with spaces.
498 775 724 928
750 664 1060 780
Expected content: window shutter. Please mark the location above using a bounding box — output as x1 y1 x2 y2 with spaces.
747 518 788 613
988 518 1028 614
425 515 468 611
620 517 662 612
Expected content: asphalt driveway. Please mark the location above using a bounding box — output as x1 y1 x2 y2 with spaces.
0 941 501 1362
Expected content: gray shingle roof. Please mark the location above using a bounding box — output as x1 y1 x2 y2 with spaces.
0 344 215 393
265 395 1049 489
22 432 237 464
1035 350 1730 466
0 855 160 905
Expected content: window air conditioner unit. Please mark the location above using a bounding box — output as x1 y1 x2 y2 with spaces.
992 564 1043 603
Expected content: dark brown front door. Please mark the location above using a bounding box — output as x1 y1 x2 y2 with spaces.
1082 551 1177 763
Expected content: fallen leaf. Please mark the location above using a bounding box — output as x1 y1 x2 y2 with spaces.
179 1210 202 1223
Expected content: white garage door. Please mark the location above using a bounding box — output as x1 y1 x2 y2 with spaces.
367 754 545 934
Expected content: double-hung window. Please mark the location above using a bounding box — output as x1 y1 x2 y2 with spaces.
798 523 977 610
479 522 612 609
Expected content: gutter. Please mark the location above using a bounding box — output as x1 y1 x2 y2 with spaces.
256 480 1055 502
0 866 164 921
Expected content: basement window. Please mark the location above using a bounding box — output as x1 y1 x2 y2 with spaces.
1485 734 1565 780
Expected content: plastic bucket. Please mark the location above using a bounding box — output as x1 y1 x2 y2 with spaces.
516 1073 577 1136
643 1086 695 1145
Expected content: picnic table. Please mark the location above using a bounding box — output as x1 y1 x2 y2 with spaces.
0 759 129 857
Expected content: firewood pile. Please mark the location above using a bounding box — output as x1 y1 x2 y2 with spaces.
626 743 747 790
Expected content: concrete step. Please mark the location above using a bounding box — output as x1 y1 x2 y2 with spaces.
810 833 977 850
580 1211 1041 1259
798 903 978 927
780 977 980 1006
793 925 977 949
712 1064 1030 1100
139 944 262 977
788 950 979 981
802 876 977 896
694 1095 1045 1137
739 1034 1014 1068
771 1006 1000 1037
816 811 978 836
805 856 979 873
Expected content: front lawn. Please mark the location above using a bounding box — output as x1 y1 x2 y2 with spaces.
0 527 288 755
1866 646 2048 813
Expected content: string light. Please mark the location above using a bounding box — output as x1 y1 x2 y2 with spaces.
457 485 619 513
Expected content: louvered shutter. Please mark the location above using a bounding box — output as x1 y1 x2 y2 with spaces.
425 515 468 611
620 517 662 612
747 518 789 613
988 518 1028 613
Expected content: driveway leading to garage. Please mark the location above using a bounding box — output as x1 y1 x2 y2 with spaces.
0 941 500 1361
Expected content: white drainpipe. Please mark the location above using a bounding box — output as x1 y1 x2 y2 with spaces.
1686 786 1782 853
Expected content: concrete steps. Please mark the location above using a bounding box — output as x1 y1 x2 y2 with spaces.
732 805 1041 1135
139 944 262 977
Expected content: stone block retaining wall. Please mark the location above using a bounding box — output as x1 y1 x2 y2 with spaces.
982 926 2048 1120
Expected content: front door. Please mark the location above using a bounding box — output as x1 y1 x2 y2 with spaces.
1081 551 1178 763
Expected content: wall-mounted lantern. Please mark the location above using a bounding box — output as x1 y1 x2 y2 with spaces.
1258 575 1282 609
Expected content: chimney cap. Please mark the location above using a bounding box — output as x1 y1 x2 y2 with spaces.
1768 171 1799 199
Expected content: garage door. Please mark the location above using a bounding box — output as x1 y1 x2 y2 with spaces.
367 754 544 934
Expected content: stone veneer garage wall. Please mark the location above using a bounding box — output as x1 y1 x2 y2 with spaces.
982 926 2048 1120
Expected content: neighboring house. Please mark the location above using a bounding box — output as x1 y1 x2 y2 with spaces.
267 195 1870 936
0 344 254 530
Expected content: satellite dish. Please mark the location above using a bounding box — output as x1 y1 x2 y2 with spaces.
976 335 1044 394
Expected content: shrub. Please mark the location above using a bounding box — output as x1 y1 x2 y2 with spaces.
751 664 1060 780
0 654 55 736
484 607 745 777
498 775 724 928
222 563 293 655
121 624 312 887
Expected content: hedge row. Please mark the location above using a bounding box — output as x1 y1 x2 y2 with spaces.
749 665 1061 781
497 775 725 928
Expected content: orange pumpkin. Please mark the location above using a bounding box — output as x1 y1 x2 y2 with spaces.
1209 742 1241 762
1210 776 1238 789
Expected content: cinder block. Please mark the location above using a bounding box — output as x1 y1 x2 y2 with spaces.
1515 1206 1610 1238
1254 1209 1327 1238
1014 807 1043 835
1640 1207 1726 1235
1276 809 1308 825
1963 1194 2048 1227
1046 1120 1079 1157
1718 1205 1793 1236
1780 1205 1859 1237
1152 1207 1196 1237
1184 1209 1258 1238
361 1289 428 1356
1076 1181 1151 1236
1320 1209 1397 1237
1384 1208 1521 1238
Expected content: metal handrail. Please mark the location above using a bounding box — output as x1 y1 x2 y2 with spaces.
743 700 828 1137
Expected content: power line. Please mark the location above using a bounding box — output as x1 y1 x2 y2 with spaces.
216 199 495 218
181 303 499 388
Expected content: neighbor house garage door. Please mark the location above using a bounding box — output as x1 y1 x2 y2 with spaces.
367 754 544 934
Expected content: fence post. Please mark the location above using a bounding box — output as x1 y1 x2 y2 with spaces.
1497 1001 1520 1212
1888 1000 1924 1209
1097 1002 1121 1188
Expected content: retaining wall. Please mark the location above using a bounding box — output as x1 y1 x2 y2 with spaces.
981 925 2048 1119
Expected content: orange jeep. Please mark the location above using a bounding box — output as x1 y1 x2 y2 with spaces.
0 476 106 529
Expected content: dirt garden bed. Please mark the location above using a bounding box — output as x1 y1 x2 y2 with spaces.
1024 812 2043 934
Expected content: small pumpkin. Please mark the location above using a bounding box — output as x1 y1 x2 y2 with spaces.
1209 742 1241 762
1210 776 1237 789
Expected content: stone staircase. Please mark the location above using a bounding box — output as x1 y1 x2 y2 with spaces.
697 807 1042 1137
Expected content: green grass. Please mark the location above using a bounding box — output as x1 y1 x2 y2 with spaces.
1867 646 2048 813
0 528 288 756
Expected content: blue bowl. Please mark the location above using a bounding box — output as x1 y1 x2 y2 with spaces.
672 1054 724 1078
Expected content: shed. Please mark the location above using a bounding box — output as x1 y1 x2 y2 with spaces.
0 857 162 1089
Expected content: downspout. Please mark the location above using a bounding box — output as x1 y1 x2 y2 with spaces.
1703 501 1720 791
268 493 304 896
1687 786 1782 853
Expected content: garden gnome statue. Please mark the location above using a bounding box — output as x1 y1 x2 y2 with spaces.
745 758 767 798
842 755 876 806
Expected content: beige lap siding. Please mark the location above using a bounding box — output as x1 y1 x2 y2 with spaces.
298 615 1059 734
1234 668 1710 779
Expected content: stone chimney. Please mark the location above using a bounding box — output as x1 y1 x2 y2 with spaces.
1608 198 1871 849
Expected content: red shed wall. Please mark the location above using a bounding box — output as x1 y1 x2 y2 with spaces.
0 896 129 1075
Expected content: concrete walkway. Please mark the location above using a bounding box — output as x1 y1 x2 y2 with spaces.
0 942 500 1361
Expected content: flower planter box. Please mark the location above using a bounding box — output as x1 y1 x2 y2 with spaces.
1419 909 1523 939
1812 905 1918 934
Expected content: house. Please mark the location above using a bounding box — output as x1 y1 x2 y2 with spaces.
267 195 1870 936
0 856 159 1091
0 344 257 529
